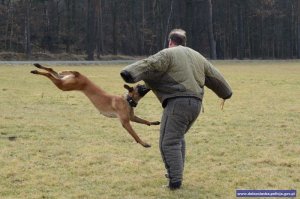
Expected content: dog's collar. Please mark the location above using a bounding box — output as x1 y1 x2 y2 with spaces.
126 95 138 107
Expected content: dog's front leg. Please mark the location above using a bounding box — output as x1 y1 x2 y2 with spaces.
120 120 151 148
129 109 160 126
131 115 160 126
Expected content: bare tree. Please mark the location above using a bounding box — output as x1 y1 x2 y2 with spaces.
86 0 96 60
164 0 174 48
96 0 104 58
64 0 71 53
24 0 32 58
237 2 245 59
4 1 14 51
207 0 216 59
297 0 300 58
111 0 118 55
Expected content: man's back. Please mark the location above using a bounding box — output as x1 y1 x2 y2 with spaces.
163 45 207 87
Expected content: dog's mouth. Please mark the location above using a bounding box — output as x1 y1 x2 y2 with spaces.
137 85 151 97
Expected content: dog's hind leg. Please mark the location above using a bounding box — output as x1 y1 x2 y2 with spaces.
31 70 64 89
33 63 61 79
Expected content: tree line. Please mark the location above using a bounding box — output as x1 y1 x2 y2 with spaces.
0 0 299 60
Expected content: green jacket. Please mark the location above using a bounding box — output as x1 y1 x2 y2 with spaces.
121 46 232 106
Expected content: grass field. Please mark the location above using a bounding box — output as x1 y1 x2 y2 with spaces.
0 61 299 199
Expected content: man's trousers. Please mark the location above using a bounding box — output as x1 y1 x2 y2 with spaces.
160 97 201 184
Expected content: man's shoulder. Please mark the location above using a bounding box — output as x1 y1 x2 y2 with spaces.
163 46 198 54
160 46 184 55
164 46 205 59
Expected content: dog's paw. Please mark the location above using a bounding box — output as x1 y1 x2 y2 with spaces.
33 63 43 68
151 121 160 125
142 143 151 148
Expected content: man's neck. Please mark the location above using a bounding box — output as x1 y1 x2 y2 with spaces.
168 44 178 48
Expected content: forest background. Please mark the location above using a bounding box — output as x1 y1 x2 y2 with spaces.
0 0 300 60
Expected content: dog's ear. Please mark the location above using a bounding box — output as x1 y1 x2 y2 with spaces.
124 84 134 92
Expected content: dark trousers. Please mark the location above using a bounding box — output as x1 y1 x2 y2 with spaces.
160 97 201 183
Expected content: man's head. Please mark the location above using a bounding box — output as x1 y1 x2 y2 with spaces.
168 29 187 47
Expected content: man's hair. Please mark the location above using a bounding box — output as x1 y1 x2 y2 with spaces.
168 29 187 46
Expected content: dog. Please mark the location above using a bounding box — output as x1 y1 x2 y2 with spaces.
31 63 160 148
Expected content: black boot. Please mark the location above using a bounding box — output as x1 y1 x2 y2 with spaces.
169 181 182 190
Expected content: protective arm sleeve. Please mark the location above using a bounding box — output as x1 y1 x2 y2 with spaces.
204 62 233 99
120 50 170 83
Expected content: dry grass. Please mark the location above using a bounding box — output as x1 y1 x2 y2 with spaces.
0 61 299 198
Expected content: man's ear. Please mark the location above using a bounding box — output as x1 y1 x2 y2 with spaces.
124 84 134 92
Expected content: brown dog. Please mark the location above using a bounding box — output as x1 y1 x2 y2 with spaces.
31 63 159 148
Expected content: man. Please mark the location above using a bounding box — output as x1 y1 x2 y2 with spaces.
120 29 232 190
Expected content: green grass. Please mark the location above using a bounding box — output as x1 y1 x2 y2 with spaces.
0 61 299 199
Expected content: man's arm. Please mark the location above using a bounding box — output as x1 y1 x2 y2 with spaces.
120 50 170 83
204 62 232 99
